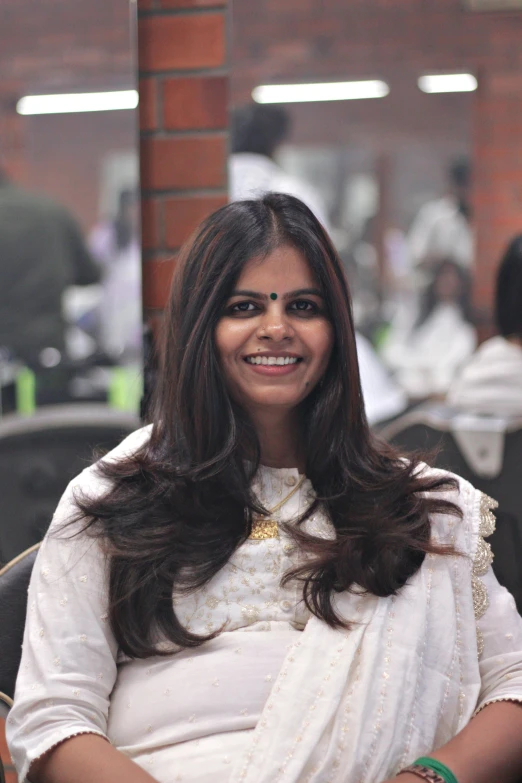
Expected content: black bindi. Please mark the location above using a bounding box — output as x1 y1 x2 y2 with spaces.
270 292 278 300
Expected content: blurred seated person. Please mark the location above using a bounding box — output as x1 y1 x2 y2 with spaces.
382 259 476 400
0 166 100 367
89 189 142 361
447 234 522 416
229 103 331 232
408 156 473 283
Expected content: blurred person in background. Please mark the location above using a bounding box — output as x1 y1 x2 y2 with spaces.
408 156 473 282
447 234 522 416
229 103 331 231
382 259 476 400
0 165 100 368
355 332 407 426
89 188 142 361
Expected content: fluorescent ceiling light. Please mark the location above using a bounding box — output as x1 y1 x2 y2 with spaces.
17 89 139 116
418 74 478 94
252 80 389 104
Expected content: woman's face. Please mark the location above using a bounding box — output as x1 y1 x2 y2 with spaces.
215 244 334 415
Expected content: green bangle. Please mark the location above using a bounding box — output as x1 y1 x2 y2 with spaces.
413 757 458 783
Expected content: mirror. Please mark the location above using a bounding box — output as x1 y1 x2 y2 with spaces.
229 2 482 416
0 0 142 417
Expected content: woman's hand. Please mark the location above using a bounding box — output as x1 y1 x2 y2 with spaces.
381 775 421 783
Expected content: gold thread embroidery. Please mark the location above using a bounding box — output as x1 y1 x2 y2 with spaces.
473 492 498 657
479 492 497 538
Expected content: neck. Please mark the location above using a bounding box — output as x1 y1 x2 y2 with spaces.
507 335 522 348
248 406 304 471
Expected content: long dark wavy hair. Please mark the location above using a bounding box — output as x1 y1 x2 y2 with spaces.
74 193 459 658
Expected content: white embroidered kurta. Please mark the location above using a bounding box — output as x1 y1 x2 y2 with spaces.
7 427 522 783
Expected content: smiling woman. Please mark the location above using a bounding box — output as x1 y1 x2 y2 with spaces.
7 195 522 783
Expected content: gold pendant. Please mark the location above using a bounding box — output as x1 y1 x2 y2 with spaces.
249 517 279 540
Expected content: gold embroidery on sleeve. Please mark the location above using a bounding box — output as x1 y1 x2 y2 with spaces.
473 493 498 656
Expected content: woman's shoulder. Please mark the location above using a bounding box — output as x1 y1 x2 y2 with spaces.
48 424 153 534
414 462 497 558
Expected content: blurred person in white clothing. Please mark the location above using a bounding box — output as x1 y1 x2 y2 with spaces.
448 234 522 416
229 103 331 232
408 156 473 279
383 259 476 400
356 332 407 425
89 189 142 361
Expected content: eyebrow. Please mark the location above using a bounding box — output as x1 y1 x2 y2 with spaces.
230 288 324 301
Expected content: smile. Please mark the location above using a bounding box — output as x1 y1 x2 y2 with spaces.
244 356 302 366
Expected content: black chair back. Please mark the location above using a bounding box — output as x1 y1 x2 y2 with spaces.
380 407 522 610
0 404 138 565
0 545 39 703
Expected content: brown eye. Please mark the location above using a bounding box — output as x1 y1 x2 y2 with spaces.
290 300 317 313
228 301 259 314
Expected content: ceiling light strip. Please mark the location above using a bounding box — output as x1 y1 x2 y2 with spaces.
17 90 139 116
418 74 478 93
252 80 390 104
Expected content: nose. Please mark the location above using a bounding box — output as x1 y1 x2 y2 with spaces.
256 307 294 341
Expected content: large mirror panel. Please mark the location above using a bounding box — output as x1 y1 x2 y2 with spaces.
0 0 142 417
230 1 478 419
0 0 142 564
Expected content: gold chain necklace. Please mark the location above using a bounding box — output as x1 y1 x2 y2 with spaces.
249 475 306 540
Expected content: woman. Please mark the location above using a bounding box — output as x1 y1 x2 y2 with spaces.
7 194 522 783
447 234 522 416
382 259 476 400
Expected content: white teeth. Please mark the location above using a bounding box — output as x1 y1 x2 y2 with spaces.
245 356 299 365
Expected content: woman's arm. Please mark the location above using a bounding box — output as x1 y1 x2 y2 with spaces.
388 700 522 783
30 734 158 783
6 475 120 781
389 554 522 783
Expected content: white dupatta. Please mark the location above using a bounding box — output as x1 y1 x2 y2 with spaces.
230 476 493 783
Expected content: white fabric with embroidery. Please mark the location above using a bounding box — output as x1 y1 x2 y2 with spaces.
7 427 522 783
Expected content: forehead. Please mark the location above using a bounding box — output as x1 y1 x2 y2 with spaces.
236 244 317 291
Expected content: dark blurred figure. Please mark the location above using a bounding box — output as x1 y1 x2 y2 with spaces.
0 167 100 367
408 155 473 276
89 189 141 361
448 234 522 416
229 103 331 230
383 259 476 400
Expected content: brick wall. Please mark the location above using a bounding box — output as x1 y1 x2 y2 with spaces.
137 0 229 328
473 71 522 315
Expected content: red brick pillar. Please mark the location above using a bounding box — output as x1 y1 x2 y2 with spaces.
473 71 522 333
0 92 28 184
137 0 229 322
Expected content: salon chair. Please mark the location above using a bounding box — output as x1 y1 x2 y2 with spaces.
0 404 139 566
0 544 39 782
379 405 522 610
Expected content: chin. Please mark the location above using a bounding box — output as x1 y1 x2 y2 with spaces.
248 390 308 409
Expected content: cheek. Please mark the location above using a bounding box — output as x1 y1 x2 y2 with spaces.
307 323 334 368
214 321 243 361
